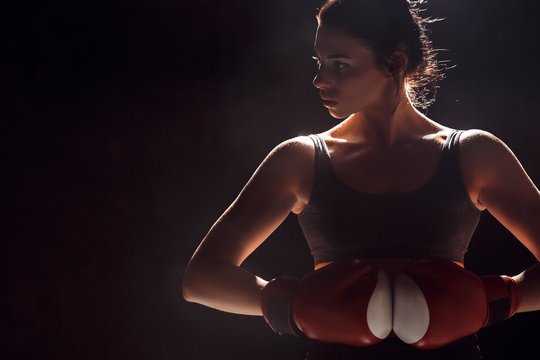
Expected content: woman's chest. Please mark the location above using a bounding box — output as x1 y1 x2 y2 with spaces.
328 141 443 194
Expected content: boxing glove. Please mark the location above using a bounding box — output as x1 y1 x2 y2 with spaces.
261 259 392 346
393 258 520 349
481 274 520 327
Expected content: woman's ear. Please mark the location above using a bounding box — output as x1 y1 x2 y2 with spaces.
387 50 408 78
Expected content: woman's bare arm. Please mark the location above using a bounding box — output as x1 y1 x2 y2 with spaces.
461 130 540 312
182 136 314 315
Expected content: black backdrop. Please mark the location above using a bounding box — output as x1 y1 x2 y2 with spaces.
4 0 540 359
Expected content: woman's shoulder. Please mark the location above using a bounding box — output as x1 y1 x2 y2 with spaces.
258 136 317 175
458 128 524 177
265 135 317 181
265 135 316 167
457 129 523 206
261 136 316 213
458 129 511 158
273 135 316 152
459 128 500 142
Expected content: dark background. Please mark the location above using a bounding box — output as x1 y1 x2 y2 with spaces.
3 0 539 359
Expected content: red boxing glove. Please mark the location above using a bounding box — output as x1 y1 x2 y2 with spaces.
260 275 302 336
261 259 393 346
393 258 520 349
481 274 520 327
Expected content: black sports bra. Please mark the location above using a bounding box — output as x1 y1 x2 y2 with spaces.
297 130 482 264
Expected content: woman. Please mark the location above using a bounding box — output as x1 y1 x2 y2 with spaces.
183 0 540 358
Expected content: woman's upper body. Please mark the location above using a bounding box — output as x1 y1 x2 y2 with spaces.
183 0 540 317
299 129 481 266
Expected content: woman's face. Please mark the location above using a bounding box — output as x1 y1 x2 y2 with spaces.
313 24 396 119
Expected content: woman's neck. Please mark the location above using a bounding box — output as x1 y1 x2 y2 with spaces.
333 95 433 146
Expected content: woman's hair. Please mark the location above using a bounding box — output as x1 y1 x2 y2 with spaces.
317 0 444 109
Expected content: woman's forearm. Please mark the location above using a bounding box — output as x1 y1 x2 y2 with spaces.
513 261 540 312
183 258 268 316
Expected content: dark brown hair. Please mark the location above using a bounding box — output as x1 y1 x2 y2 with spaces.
317 0 444 109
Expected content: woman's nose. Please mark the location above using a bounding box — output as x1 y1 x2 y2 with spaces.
312 70 330 89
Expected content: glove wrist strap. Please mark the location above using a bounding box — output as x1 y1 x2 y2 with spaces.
261 276 302 336
482 275 520 327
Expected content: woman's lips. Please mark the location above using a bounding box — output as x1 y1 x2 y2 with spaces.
321 99 338 107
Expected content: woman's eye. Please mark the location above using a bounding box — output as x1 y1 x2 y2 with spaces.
312 56 348 71
335 61 348 70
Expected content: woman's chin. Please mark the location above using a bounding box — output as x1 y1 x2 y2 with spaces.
328 108 350 120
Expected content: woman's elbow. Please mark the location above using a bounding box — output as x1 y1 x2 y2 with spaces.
182 263 204 303
182 279 196 303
